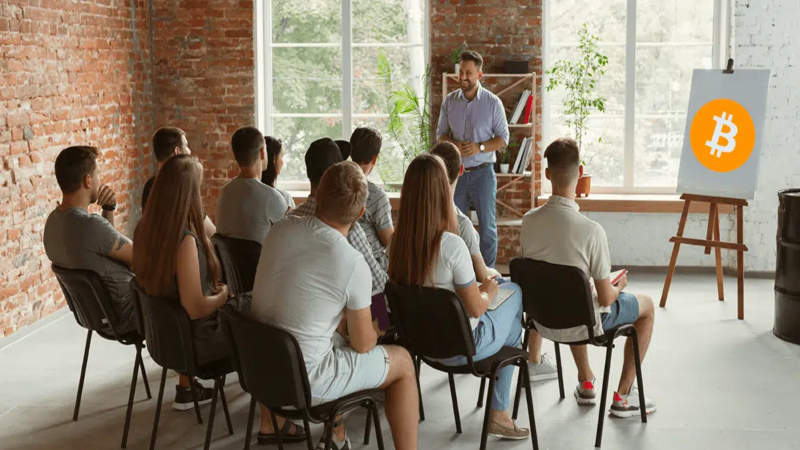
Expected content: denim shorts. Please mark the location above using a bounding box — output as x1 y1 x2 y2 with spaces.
600 292 640 331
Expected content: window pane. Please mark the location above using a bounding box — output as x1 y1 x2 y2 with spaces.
272 47 342 114
273 117 343 182
634 116 684 188
550 0 626 44
272 0 341 44
635 0 713 187
550 116 625 187
353 0 424 44
353 46 425 115
352 117 406 189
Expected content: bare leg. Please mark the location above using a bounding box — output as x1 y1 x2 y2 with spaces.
258 404 302 436
618 294 655 395
527 330 543 364
380 345 419 450
569 345 594 383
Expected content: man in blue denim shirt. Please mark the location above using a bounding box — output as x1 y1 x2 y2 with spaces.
436 50 509 268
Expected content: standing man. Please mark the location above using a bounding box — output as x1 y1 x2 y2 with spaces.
437 50 509 268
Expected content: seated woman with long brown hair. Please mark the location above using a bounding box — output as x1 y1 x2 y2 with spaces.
388 153 529 441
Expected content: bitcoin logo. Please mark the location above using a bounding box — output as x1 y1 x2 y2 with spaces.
690 98 755 173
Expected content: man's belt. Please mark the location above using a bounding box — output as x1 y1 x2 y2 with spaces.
463 162 492 172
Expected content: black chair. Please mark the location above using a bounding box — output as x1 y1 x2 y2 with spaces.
508 258 647 448
385 282 538 450
220 308 384 450
211 234 262 296
131 280 235 450
51 265 151 449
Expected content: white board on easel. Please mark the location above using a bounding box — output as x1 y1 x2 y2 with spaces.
676 69 770 200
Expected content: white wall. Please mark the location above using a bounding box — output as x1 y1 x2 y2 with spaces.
597 0 800 272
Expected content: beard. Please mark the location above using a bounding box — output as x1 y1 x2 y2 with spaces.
460 79 476 92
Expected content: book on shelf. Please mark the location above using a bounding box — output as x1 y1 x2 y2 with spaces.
516 139 533 174
512 137 528 174
508 90 530 124
521 94 534 124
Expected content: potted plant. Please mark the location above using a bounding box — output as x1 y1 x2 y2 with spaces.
451 44 465 74
546 23 608 197
498 150 511 173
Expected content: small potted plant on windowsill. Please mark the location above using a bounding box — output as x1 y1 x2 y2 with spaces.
546 23 607 199
499 150 511 173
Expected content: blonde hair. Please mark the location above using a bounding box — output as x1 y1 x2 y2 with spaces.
316 161 368 226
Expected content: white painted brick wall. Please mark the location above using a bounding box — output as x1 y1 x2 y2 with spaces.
595 0 800 272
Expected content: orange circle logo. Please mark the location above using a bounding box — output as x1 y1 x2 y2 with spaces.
689 98 755 173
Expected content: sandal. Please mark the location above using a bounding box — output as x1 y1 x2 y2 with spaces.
257 419 307 444
487 420 530 440
314 419 351 450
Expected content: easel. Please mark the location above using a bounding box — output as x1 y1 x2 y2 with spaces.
660 60 750 320
660 194 748 319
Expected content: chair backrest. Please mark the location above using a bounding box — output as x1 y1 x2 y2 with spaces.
51 265 119 339
384 282 476 361
509 257 598 341
130 279 197 373
211 234 262 295
220 308 312 410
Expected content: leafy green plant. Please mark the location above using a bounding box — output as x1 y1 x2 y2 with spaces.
499 149 511 164
546 23 608 159
451 44 465 65
377 48 432 185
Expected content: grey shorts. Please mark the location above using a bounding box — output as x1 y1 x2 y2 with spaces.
601 292 640 331
309 334 390 406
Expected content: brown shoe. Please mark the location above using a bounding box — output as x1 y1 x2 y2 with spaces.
487 420 530 440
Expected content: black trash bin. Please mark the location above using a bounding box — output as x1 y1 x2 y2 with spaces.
774 189 800 344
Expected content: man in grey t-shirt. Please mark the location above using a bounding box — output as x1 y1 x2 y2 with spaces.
216 127 288 244
44 146 137 334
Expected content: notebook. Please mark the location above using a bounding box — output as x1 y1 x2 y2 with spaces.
488 288 515 311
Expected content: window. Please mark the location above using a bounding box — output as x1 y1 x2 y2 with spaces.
543 0 730 193
256 0 429 186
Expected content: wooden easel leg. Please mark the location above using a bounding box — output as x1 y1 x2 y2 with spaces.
661 200 691 308
704 203 716 255
737 205 745 320
713 206 724 301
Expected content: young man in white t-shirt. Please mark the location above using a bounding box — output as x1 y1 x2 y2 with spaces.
520 138 656 417
430 142 559 382
251 161 419 450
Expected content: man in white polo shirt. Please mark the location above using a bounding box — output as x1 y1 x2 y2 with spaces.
520 137 656 418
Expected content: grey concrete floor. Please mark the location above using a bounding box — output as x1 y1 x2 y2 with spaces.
1 273 800 450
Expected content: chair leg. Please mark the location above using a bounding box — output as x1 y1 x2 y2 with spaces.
244 397 256 450
73 329 92 421
149 367 168 450
303 418 314 450
413 355 425 422
555 342 565 399
270 406 284 450
121 343 141 448
595 342 615 448
371 403 385 450
138 346 152 400
364 406 372 445
512 328 532 420
479 370 497 450
631 332 648 423
219 376 234 435
521 359 540 450
448 373 462 433
190 374 203 425
203 379 221 450
477 377 486 408
323 422 334 450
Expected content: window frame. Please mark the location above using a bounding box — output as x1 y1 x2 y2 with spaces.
541 0 732 195
255 0 431 190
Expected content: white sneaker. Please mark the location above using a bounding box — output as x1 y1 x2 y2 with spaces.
574 378 597 405
527 353 558 382
610 386 656 418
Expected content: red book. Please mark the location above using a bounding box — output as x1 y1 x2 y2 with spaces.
521 94 534 124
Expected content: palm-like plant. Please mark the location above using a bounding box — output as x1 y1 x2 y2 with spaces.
377 49 432 170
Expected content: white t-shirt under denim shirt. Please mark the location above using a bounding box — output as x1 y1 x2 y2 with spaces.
520 195 612 342
423 232 479 329
250 215 373 384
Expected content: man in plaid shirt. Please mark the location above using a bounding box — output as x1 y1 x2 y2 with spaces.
289 138 388 295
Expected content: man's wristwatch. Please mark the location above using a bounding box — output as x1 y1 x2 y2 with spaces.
479 143 486 152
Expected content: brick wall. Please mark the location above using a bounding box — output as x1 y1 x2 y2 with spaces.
0 1 153 337
430 0 544 199
150 0 255 219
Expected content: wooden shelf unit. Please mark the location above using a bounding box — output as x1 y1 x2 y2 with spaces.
442 73 539 216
